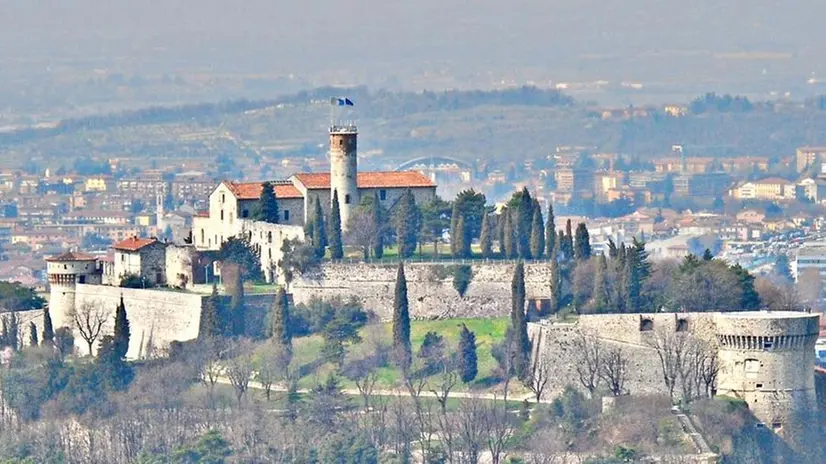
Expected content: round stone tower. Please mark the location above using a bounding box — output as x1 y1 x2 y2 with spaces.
715 311 820 436
46 252 102 329
329 124 358 230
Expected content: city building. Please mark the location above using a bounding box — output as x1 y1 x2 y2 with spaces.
796 146 826 173
732 177 797 201
113 237 167 286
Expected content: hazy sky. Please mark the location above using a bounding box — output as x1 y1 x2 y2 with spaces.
2 1 825 89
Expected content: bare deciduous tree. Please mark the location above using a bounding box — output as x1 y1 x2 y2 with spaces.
72 302 107 355
255 342 291 401
454 396 487 464
527 354 552 402
645 327 685 402
430 360 458 414
225 339 254 405
483 393 516 464
573 332 601 397
343 355 381 410
599 346 627 396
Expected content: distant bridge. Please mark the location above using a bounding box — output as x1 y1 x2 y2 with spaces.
396 156 474 171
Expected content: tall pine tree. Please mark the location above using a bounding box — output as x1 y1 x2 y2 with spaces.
510 262 531 380
229 268 246 336
593 254 609 313
563 219 574 260
574 223 591 261
458 324 478 383
114 295 130 359
395 189 420 259
530 207 545 259
254 182 279 224
449 201 461 256
549 246 562 314
41 306 54 345
545 204 556 260
329 190 344 260
480 211 493 259
371 192 385 259
504 212 517 259
392 262 412 371
312 197 327 259
456 215 471 258
516 188 534 259
271 287 292 352
199 284 223 339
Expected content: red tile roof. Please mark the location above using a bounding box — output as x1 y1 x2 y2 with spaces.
224 181 303 200
194 210 210 218
46 251 97 262
113 237 159 252
293 171 436 190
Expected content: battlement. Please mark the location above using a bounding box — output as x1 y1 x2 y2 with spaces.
329 124 357 134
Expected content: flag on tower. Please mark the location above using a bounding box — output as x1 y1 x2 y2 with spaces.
330 97 355 106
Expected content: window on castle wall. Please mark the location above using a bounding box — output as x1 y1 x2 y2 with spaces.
242 209 249 218
380 189 387 200
339 139 343 146
284 210 290 221
345 194 351 204
676 319 689 332
640 319 654 331
220 210 224 221
763 339 774 351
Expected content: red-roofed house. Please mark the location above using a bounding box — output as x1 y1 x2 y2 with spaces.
113 237 167 286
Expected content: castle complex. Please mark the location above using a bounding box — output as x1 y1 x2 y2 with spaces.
36 125 822 453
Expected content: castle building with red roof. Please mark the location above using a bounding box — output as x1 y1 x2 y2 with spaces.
192 125 437 253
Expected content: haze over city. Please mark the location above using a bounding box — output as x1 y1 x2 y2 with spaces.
2 1 826 463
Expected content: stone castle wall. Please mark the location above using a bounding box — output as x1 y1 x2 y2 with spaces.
291 261 553 320
58 284 205 358
529 312 820 433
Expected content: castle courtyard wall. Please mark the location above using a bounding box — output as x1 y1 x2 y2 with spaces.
291 261 552 320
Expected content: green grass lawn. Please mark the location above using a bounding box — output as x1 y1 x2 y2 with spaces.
284 318 517 393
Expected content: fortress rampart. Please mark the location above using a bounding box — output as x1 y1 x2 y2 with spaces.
291 261 553 320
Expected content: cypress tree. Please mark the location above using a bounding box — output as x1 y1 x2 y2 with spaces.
574 223 591 261
312 197 327 259
557 230 567 261
480 211 493 259
563 219 574 260
456 215 471 258
114 295 130 359
254 181 279 224
498 211 507 256
545 204 556 260
607 238 619 259
271 287 292 351
504 213 517 259
41 306 54 345
623 250 641 313
199 284 222 339
593 254 609 313
702 248 714 261
449 201 461 256
549 246 562 314
510 262 531 380
458 324 478 383
371 192 385 259
329 190 344 260
230 269 246 336
392 262 412 371
516 188 533 259
395 189 420 259
28 322 38 347
530 207 545 259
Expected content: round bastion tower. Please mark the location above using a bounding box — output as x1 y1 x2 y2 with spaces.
46 252 102 329
329 124 358 231
715 311 820 437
